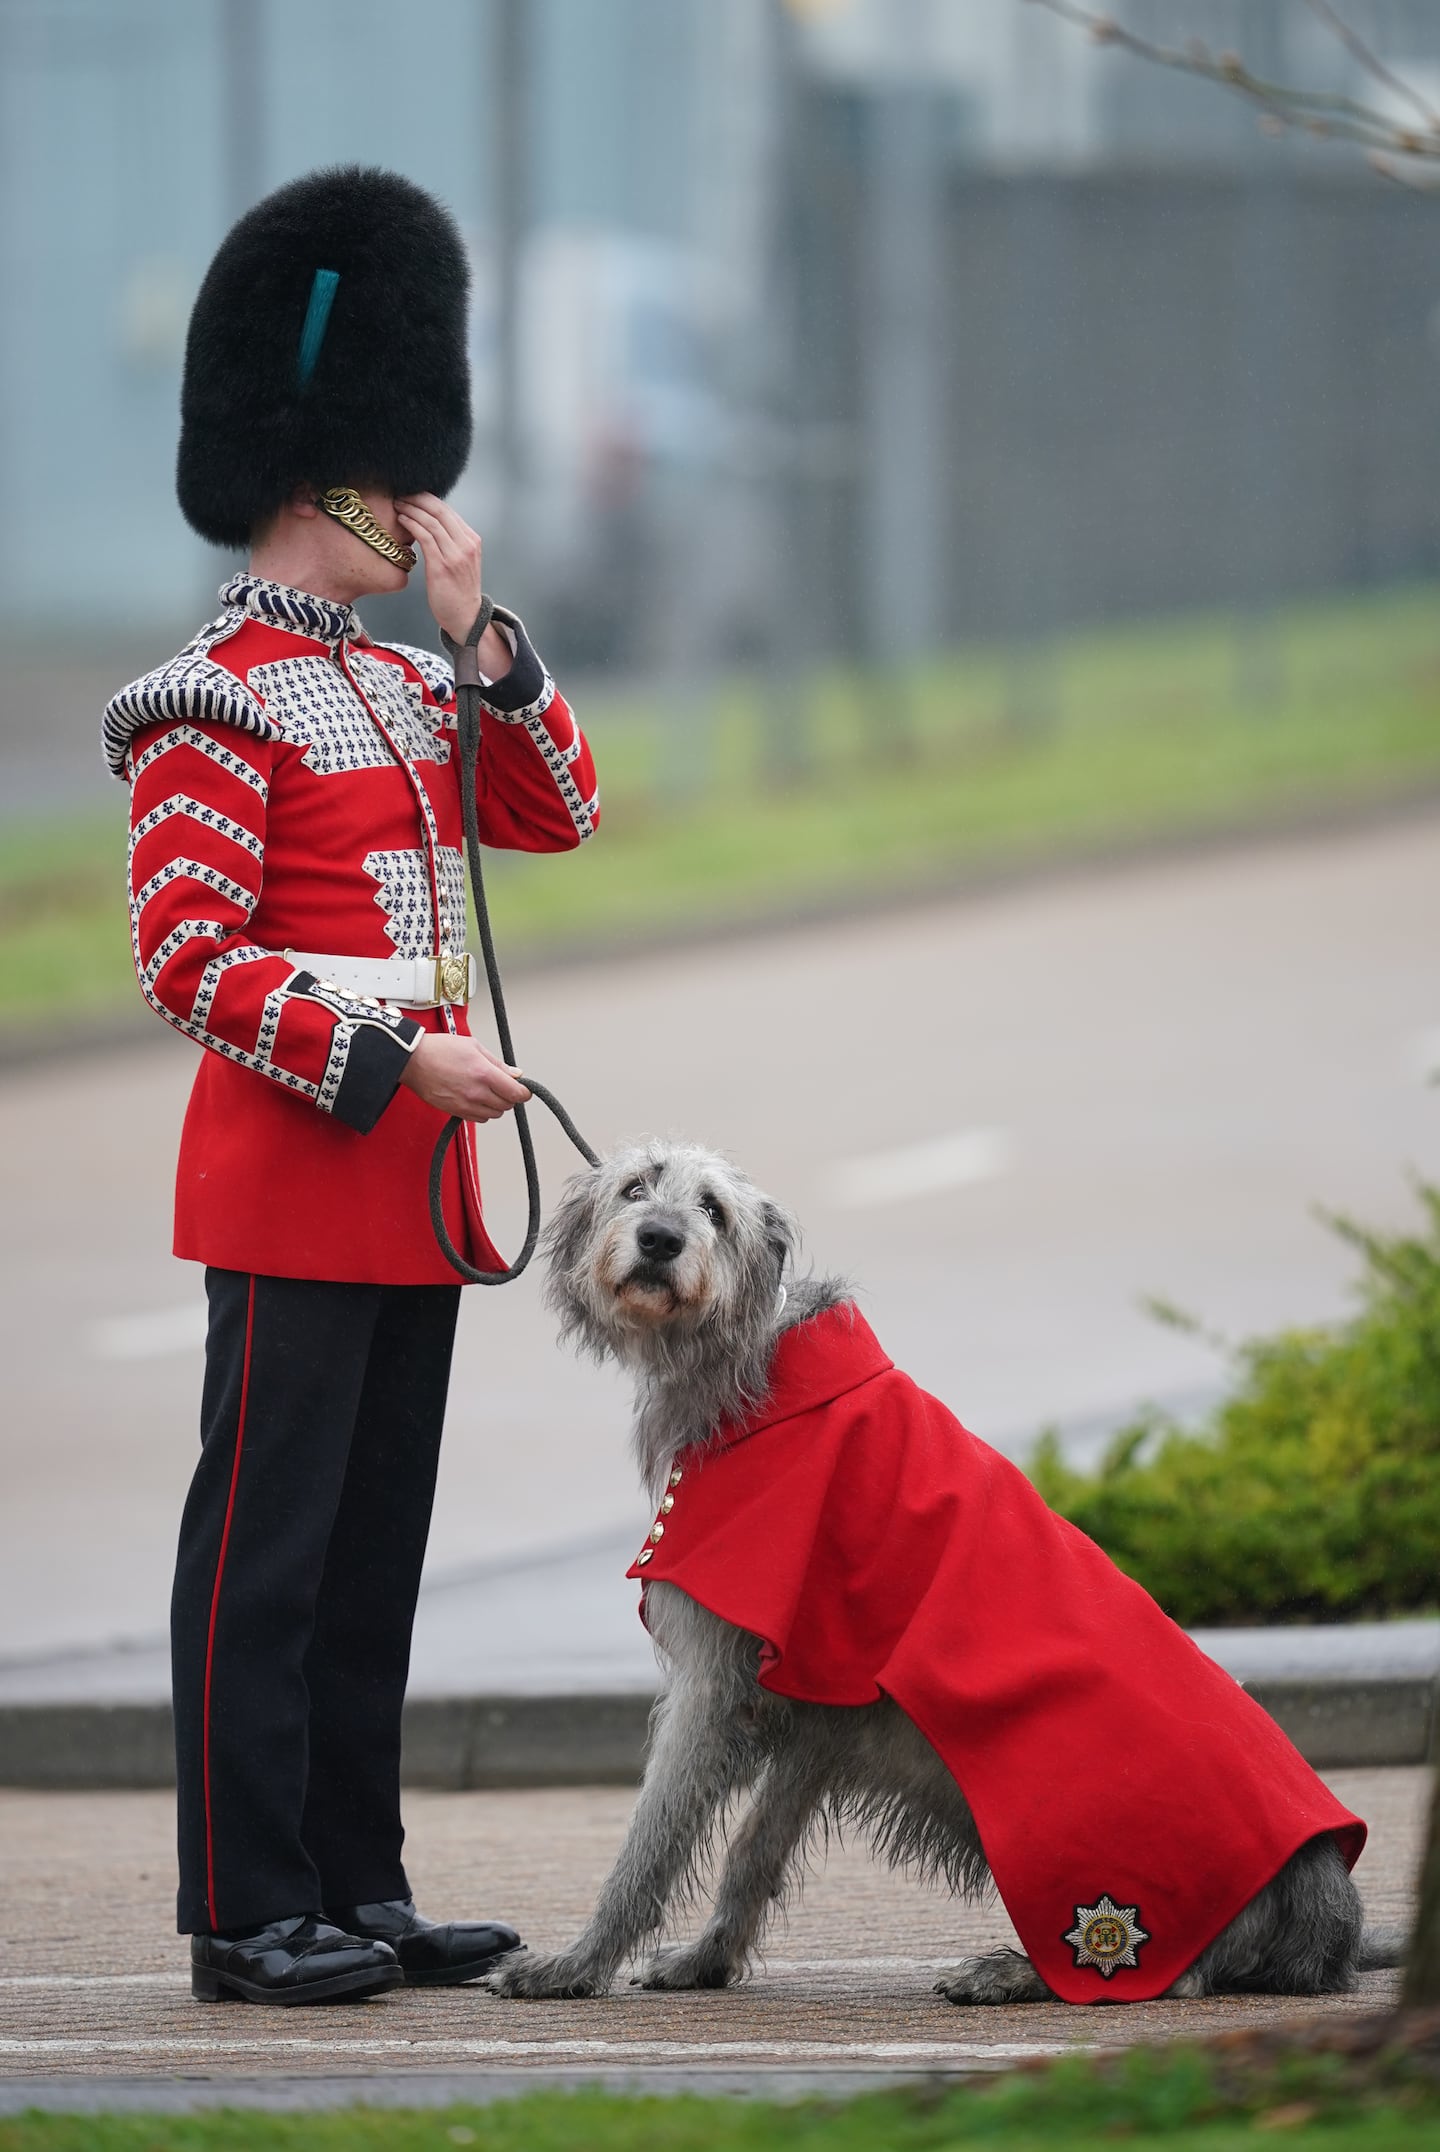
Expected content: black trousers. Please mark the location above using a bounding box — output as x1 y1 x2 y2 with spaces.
171 1268 461 1935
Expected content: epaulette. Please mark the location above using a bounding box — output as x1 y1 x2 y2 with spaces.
103 638 279 779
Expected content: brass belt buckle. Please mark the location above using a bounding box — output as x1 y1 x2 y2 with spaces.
435 953 471 1006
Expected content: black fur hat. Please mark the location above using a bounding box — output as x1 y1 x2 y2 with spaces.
177 165 472 547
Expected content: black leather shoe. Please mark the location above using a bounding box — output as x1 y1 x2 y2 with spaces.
325 1897 522 1986
191 1913 402 2005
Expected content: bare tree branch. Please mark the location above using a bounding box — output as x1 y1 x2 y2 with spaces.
1366 152 1440 193
1024 0 1440 160
1303 0 1440 133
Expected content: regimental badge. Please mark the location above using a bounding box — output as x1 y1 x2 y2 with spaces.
1063 1895 1150 1978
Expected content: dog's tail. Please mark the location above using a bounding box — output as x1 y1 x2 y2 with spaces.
1357 1924 1409 1972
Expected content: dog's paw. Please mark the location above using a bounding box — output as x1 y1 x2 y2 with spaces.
935 1949 1052 2006
634 1943 741 1991
483 1948 610 2001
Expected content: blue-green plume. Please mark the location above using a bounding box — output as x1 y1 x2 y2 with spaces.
296 267 340 389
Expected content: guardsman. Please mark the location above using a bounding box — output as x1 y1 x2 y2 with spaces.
104 166 598 2005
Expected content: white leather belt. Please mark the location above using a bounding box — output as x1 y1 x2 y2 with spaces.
284 949 477 1008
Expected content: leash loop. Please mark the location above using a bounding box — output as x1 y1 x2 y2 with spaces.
427 606 599 1286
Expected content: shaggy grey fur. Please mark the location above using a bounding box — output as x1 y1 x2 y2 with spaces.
487 1141 1405 2006
541 1138 828 1498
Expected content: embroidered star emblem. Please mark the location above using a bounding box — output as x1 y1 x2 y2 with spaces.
1063 1894 1150 1978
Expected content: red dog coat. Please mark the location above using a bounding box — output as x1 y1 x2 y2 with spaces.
627 1303 1364 2003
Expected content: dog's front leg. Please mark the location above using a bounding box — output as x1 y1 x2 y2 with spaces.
639 1754 825 1990
487 1670 747 2000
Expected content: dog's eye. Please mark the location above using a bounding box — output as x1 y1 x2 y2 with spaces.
700 1196 727 1230
623 1179 647 1202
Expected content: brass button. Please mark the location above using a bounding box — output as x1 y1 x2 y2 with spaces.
649 1521 665 1544
660 1494 674 1515
669 1467 683 1487
637 1548 653 1566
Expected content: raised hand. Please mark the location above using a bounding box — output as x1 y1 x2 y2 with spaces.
394 494 514 680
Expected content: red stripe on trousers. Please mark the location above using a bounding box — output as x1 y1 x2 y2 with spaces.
202 1273 256 1930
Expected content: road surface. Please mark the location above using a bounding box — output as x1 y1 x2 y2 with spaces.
5 810 1440 1663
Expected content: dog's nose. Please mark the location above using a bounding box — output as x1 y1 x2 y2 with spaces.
637 1219 686 1264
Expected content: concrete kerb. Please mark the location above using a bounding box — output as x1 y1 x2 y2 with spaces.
0 2065 1020 2115
1 1677 1435 1792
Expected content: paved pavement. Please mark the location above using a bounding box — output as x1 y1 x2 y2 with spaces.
0 1767 1426 2093
6 810 1440 1671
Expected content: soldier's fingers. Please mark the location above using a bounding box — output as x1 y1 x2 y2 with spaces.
479 1080 527 1110
397 502 462 561
470 1042 523 1077
412 493 477 547
477 1077 528 1112
417 511 480 578
396 501 452 555
471 1063 529 1105
396 515 441 568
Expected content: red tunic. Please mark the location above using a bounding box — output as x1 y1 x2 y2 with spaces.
627 1305 1364 2003
105 574 598 1284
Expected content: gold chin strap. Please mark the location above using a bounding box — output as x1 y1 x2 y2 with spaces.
318 487 417 571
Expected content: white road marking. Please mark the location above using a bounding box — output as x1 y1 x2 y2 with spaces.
0 2037 1097 2062
86 1304 206 1362
823 1128 1013 1210
0 1974 185 1988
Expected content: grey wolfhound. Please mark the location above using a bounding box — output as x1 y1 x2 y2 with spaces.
486 1140 1403 2007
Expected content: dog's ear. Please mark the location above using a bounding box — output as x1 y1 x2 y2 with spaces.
540 1165 605 1301
760 1197 797 1282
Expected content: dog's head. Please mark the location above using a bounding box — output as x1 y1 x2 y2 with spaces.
542 1140 796 1364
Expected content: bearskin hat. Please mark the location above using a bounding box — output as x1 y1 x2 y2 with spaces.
177 166 472 547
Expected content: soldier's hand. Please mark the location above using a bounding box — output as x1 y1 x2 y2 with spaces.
395 493 513 679
400 1032 531 1122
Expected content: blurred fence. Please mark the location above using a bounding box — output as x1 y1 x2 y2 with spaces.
779 128 1440 676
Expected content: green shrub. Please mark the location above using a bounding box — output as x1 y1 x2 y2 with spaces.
1029 1186 1440 1627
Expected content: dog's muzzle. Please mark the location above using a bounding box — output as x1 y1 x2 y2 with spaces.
635 1220 686 1266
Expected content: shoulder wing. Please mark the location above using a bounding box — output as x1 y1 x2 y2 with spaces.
103 646 279 779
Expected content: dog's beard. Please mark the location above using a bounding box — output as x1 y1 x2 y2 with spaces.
613 1258 717 1329
596 1224 714 1333
614 1272 683 1324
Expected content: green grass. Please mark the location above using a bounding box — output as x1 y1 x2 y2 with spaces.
3 2043 1439 2150
0 814 134 1024
8 585 1440 1032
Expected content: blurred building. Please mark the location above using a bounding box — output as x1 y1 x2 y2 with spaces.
4 0 1440 669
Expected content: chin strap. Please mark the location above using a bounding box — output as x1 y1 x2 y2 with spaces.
317 487 418 571
427 601 600 1285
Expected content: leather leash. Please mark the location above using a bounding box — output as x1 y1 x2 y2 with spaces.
427 601 600 1284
